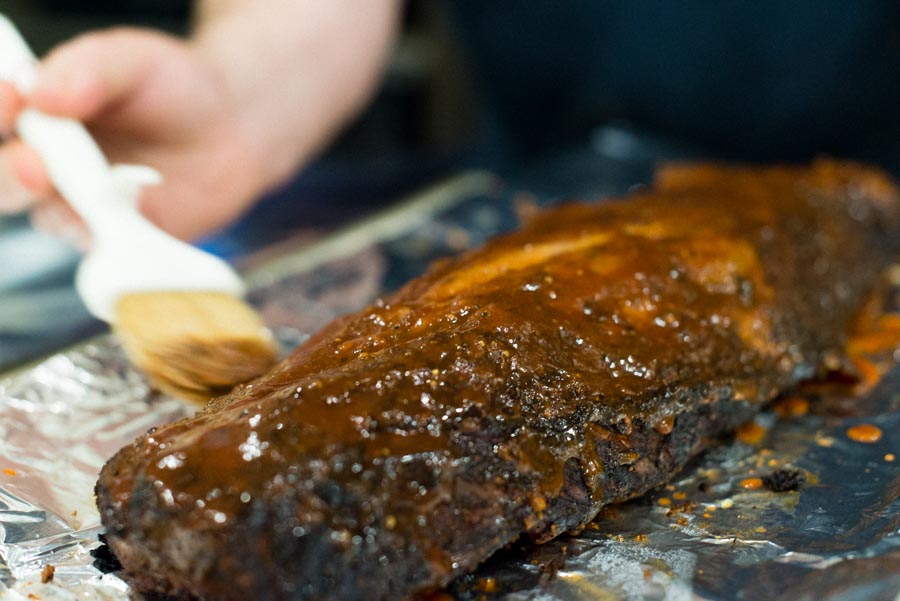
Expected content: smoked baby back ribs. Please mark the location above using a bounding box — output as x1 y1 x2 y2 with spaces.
96 161 899 600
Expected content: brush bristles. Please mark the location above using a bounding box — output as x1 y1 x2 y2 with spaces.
113 291 278 403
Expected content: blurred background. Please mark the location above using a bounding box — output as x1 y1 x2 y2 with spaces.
2 0 479 368
3 0 900 370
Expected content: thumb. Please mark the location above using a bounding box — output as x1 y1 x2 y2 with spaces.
27 28 157 121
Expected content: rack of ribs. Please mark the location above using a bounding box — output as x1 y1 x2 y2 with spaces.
96 161 899 600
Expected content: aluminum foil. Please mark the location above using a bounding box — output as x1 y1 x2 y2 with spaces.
1 171 898 601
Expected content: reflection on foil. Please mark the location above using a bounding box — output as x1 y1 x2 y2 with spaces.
0 173 898 600
0 343 191 597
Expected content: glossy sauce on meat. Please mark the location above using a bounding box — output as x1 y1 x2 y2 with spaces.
97 161 899 601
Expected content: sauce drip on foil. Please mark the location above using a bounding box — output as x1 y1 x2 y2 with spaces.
846 424 883 443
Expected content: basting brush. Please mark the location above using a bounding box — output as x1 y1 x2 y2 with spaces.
0 15 277 402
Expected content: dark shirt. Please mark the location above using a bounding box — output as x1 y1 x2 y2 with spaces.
452 1 900 170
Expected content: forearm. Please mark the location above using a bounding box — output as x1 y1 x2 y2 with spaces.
193 0 402 192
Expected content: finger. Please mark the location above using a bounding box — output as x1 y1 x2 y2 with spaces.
30 196 91 251
0 81 25 134
138 183 194 240
0 143 36 213
29 28 158 121
4 139 54 196
139 180 246 242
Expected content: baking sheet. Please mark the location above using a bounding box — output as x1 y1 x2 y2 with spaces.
0 170 897 601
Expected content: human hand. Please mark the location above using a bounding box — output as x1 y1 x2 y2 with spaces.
0 27 268 244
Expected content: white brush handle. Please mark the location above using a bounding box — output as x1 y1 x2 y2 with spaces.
0 14 128 233
0 14 36 91
17 111 130 232
0 14 244 322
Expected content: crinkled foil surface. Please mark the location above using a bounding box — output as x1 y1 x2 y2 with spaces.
1 171 898 601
